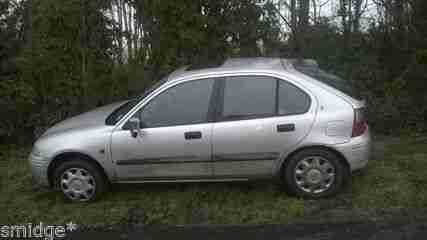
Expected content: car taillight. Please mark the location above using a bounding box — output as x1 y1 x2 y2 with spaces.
352 108 367 137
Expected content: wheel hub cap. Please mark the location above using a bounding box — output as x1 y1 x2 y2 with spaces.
60 168 96 201
306 169 322 184
294 156 336 194
69 179 87 191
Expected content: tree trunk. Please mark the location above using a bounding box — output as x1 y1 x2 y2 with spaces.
392 0 404 31
312 0 317 24
115 0 123 64
289 0 299 57
122 1 131 62
23 0 32 47
353 0 363 33
298 0 310 28
340 0 351 47
291 0 297 32
81 0 88 104
127 2 133 61
297 0 310 60
392 0 407 49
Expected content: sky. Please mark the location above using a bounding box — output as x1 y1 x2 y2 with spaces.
272 0 379 32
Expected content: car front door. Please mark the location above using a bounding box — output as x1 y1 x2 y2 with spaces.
111 78 216 180
212 75 315 178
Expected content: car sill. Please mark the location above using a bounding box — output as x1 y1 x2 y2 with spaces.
116 178 249 184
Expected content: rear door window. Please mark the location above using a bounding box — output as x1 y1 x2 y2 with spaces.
222 76 276 120
220 75 310 120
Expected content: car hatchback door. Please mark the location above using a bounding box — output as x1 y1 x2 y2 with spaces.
111 78 216 180
212 75 315 178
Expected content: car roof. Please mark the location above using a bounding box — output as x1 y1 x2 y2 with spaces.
168 57 293 81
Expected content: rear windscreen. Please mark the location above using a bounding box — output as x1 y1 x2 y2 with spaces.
294 63 360 100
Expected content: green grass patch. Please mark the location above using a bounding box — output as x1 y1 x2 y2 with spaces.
1 135 427 227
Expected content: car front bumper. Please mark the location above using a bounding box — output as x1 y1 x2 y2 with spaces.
28 152 50 186
334 127 371 172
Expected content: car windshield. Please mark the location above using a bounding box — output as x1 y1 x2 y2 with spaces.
293 63 360 100
105 76 169 125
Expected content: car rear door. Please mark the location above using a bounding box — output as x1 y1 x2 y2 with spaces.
212 75 316 178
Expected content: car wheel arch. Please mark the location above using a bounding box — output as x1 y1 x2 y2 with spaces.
47 152 109 187
277 145 351 179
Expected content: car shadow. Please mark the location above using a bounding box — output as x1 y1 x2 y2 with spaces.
111 180 280 194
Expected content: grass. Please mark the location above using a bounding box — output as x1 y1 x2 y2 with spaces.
1 135 427 228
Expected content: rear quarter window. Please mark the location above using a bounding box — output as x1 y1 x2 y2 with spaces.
294 64 359 100
278 80 311 115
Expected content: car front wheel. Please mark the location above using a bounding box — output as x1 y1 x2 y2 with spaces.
53 159 108 202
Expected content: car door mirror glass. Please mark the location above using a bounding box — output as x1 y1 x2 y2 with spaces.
129 117 140 128
127 117 143 138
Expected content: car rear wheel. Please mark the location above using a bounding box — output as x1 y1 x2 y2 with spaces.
283 149 349 199
53 159 108 202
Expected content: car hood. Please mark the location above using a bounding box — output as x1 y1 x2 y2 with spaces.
42 100 128 137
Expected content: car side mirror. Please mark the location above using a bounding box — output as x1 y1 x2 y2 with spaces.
128 117 143 138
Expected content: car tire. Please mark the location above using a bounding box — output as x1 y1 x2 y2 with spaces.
53 159 108 202
283 149 349 199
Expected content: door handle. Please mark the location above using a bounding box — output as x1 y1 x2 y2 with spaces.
184 131 202 140
277 124 295 132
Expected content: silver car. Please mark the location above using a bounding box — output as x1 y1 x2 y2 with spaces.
29 58 370 202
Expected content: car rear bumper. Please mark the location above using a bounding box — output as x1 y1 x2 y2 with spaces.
28 152 50 186
334 127 371 172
